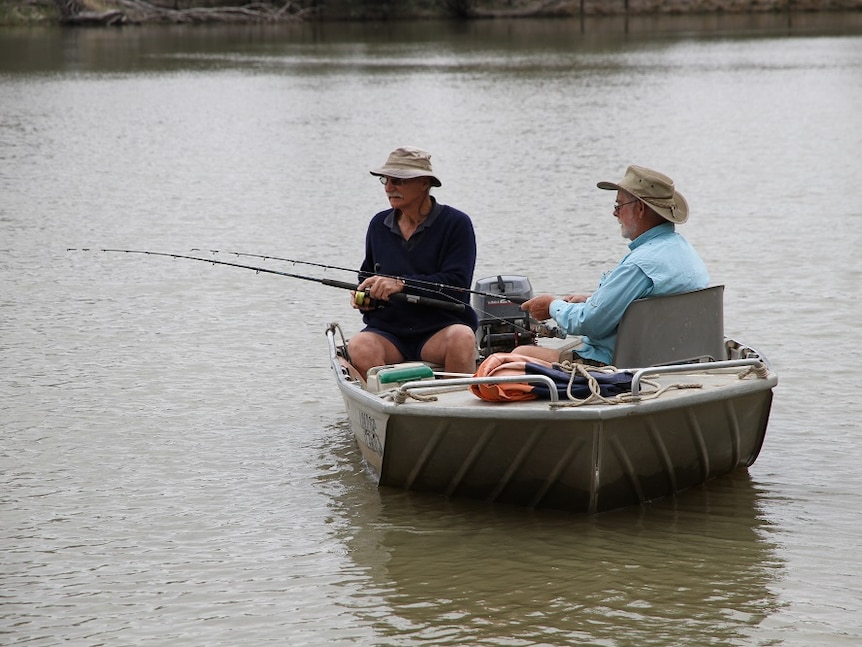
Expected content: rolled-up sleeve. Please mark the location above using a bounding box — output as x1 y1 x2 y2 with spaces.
549 264 653 338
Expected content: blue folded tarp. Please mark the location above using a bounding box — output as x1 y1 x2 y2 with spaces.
525 363 634 400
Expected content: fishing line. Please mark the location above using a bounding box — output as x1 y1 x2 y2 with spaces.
200 249 549 338
199 249 529 305
70 248 559 340
68 248 466 313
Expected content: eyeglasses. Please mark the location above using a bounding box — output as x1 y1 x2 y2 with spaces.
614 199 639 212
378 176 413 186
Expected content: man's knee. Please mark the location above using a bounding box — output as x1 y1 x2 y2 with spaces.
449 325 477 351
349 332 390 363
422 325 473 362
348 332 375 355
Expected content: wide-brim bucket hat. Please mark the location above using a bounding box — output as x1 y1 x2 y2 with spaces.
370 146 442 187
597 165 688 224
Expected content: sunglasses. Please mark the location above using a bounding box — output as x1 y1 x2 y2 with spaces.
614 199 639 212
378 176 415 186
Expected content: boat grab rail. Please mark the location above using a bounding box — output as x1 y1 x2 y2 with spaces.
392 358 766 404
394 374 561 403
630 358 767 398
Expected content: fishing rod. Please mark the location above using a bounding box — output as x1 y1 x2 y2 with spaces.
70 249 466 313
197 248 529 305
195 249 565 340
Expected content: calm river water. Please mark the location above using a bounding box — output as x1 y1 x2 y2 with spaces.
2 12 862 646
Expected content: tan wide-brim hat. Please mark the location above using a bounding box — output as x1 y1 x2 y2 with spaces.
370 146 442 187
597 165 689 224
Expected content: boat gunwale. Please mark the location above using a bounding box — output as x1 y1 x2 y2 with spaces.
326 326 778 422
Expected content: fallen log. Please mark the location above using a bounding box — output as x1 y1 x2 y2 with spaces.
57 0 312 25
448 0 575 18
60 9 126 24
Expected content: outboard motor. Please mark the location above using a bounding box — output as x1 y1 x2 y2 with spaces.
472 275 536 360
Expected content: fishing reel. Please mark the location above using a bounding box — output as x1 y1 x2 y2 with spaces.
353 290 381 310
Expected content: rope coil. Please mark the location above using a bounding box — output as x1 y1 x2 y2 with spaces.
550 360 704 408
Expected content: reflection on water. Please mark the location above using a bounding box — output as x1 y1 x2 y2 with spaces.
3 12 862 76
324 433 783 645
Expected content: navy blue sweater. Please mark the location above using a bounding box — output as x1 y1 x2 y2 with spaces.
359 198 478 338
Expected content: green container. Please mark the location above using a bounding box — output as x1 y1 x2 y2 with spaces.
377 364 434 384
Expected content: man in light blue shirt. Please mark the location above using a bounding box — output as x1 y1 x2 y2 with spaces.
517 165 709 366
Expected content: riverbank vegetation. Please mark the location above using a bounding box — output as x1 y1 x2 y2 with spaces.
1 0 860 26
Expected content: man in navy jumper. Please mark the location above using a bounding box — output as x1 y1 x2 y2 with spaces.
348 146 478 379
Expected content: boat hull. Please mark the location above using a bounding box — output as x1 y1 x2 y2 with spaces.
328 326 777 513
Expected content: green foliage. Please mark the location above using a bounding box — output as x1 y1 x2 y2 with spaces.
0 0 60 24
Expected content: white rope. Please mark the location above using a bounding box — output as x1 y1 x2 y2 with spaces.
389 390 438 404
549 360 703 408
738 363 770 379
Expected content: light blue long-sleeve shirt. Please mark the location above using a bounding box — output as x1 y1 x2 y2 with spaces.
549 222 709 365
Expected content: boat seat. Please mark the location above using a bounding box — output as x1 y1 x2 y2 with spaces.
612 285 726 368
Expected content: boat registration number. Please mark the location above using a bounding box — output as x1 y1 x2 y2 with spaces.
359 410 383 456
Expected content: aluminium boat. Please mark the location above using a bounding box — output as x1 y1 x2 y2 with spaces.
326 281 777 513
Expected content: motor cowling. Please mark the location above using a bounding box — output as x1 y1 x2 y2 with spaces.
472 275 536 360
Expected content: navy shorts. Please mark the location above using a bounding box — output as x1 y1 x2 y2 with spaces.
360 326 437 362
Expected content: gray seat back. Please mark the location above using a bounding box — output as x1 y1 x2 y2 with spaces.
612 285 726 368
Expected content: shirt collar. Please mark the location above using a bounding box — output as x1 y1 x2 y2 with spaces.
629 221 674 250
383 197 441 236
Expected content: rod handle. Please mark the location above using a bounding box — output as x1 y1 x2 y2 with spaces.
390 292 466 313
